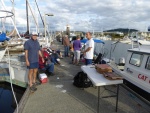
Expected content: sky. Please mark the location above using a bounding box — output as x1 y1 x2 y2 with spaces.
1 0 150 33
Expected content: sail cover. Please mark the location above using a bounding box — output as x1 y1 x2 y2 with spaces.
0 32 9 42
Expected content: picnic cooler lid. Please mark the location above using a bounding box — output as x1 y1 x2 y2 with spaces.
39 73 47 79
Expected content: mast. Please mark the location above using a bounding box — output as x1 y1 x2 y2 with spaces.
26 0 29 34
26 0 39 33
35 0 51 39
66 24 70 37
35 0 44 27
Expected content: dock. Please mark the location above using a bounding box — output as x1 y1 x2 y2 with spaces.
18 40 150 113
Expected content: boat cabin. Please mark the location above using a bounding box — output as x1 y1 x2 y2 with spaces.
122 45 150 101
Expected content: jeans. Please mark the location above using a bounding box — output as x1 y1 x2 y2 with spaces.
51 54 59 64
41 63 54 73
64 46 69 57
85 59 92 65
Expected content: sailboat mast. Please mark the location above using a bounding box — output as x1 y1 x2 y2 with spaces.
35 0 44 27
26 0 29 34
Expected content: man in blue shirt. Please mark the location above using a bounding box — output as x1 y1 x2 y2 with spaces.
24 32 44 92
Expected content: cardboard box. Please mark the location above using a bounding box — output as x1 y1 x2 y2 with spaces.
103 72 123 80
95 64 112 74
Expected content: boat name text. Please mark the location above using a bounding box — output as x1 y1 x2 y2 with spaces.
138 74 150 83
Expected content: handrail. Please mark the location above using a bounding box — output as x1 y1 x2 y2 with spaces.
0 10 14 18
0 0 21 38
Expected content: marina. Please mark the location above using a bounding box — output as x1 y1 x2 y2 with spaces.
0 0 150 113
15 40 150 113
0 82 26 113
1 37 150 113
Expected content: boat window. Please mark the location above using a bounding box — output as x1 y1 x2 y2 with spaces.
145 56 150 70
129 53 143 67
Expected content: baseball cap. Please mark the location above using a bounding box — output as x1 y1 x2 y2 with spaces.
32 32 38 36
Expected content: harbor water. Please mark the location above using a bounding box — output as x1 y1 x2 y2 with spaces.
95 40 133 64
0 82 26 113
0 88 14 113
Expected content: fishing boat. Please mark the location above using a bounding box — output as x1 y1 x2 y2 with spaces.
108 43 150 103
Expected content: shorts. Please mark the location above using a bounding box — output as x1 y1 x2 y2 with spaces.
74 50 81 60
27 62 39 69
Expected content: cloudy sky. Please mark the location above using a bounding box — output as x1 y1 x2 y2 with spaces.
1 0 150 32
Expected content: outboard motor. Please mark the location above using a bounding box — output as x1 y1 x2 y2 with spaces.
118 57 125 66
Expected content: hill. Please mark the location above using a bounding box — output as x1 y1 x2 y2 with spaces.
104 28 138 34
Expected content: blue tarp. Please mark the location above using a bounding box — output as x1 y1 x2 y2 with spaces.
0 33 10 42
80 38 105 44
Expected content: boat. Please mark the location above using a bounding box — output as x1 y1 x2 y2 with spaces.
108 43 150 103
0 0 55 89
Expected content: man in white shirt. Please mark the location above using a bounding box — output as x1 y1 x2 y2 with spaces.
83 32 94 65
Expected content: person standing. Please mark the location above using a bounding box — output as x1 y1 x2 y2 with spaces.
63 35 70 57
83 32 94 65
24 32 44 92
69 38 74 63
73 35 81 65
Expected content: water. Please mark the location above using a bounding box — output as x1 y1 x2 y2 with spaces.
0 82 26 113
95 40 133 64
0 88 14 113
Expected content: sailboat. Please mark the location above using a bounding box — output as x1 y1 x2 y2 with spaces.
0 0 54 88
0 0 29 88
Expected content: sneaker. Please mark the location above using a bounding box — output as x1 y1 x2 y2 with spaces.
46 72 51 76
50 73 55 76
33 81 41 86
76 64 81 66
48 72 55 76
30 86 37 92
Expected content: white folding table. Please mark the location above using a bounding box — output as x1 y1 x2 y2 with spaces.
81 65 123 113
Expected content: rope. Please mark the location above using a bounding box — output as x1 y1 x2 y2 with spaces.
7 46 18 113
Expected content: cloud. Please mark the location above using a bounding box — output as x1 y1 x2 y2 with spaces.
3 0 150 32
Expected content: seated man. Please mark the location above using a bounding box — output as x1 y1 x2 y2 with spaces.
56 49 63 59
47 47 61 65
50 50 61 65
39 48 54 76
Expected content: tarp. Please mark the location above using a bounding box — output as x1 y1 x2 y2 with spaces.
80 38 105 44
0 33 10 42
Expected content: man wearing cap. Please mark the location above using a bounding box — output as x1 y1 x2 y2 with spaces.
24 32 44 92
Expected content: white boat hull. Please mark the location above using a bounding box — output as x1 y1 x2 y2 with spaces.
0 58 28 87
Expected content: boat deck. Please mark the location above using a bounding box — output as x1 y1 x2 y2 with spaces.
18 40 150 113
